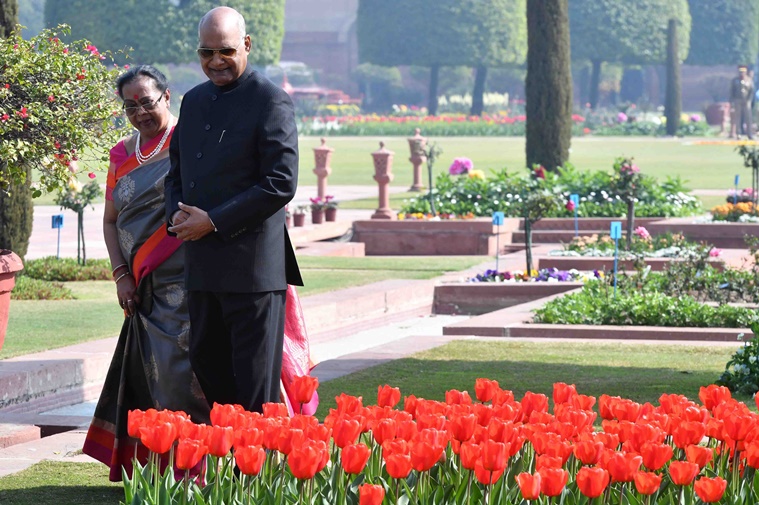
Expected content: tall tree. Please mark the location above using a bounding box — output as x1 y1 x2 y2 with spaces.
0 0 18 37
44 0 285 66
525 0 573 171
0 0 32 258
569 0 691 108
665 19 681 136
686 0 759 66
358 0 526 116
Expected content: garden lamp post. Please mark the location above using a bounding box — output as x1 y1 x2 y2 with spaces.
407 128 427 192
312 137 334 199
371 141 396 219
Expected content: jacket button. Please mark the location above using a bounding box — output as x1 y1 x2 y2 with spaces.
196 152 202 159
190 182 196 188
211 94 218 101
205 124 211 131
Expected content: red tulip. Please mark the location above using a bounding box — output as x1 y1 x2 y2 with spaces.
210 403 244 427
233 427 264 449
669 460 700 486
341 443 371 475
448 413 477 442
139 422 177 454
745 441 759 469
552 382 577 405
574 439 605 465
235 445 266 476
335 393 364 415
333 417 362 449
606 451 643 483
576 467 610 499
723 412 755 442
175 438 207 470
699 385 732 411
207 425 234 457
538 467 569 497
262 402 289 418
276 428 306 456
481 440 509 472
521 391 549 419
291 375 319 405
672 421 706 449
633 471 662 495
359 484 385 505
288 440 325 480
377 385 401 408
685 445 714 469
474 378 499 403
410 439 443 472
694 476 728 503
474 459 504 485
640 442 673 471
445 389 473 405
459 440 480 470
516 472 541 500
128 409 144 438
385 451 412 479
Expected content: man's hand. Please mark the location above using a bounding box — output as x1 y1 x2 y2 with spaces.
171 209 190 226
168 202 215 241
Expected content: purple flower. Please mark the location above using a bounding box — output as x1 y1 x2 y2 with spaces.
449 157 473 175
616 112 628 123
690 114 701 123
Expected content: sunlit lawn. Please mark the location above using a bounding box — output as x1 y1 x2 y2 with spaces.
3 256 485 359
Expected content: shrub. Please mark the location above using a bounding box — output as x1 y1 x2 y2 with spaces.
11 275 73 300
22 256 110 281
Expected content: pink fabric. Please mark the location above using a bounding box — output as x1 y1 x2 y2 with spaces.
105 140 128 201
282 285 319 416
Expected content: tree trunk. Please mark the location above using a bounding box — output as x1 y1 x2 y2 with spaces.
589 59 602 110
0 0 18 37
525 0 573 172
428 65 440 116
470 65 488 116
77 211 83 265
524 219 533 275
665 19 681 136
626 200 635 251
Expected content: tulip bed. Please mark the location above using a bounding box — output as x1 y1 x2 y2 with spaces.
124 380 759 505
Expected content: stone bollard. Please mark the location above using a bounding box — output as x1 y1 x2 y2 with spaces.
0 250 23 352
407 128 427 192
312 137 334 199
371 141 396 220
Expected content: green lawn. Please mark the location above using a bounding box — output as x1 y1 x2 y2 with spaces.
314 339 747 419
298 136 742 190
0 339 745 504
3 256 485 359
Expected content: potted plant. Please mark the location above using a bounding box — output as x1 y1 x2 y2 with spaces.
310 197 326 224
701 75 731 132
0 250 23 352
324 195 338 222
293 205 307 227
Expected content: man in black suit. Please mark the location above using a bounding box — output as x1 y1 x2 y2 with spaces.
165 6 302 413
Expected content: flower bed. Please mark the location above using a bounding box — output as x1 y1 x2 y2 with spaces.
549 229 717 260
124 382 759 504
468 268 601 283
399 165 702 219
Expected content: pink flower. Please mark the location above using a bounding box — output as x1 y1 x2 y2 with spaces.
3 83 9 89
583 127 591 135
617 112 628 123
449 157 473 175
124 64 130 70
16 107 28 119
709 248 722 257
48 95 55 102
62 48 69 54
620 163 640 174
88 172 96 179
13 44 18 50
534 165 546 179
1 114 9 122
633 227 651 240
565 200 576 212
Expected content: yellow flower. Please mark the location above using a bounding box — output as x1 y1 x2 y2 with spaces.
468 169 485 180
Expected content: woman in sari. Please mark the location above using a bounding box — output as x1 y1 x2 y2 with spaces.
83 65 316 481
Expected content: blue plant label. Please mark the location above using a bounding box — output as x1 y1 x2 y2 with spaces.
610 221 622 240
492 212 505 225
735 175 740 186
570 194 580 206
51 214 63 229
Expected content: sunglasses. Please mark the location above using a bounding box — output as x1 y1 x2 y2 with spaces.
123 95 164 116
197 39 245 60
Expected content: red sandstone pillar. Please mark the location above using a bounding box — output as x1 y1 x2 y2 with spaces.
312 137 334 199
0 250 23 352
371 141 396 220
407 128 427 192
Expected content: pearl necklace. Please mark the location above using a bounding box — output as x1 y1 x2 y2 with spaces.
135 125 171 165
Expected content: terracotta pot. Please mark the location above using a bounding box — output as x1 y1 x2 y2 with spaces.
705 102 730 127
312 209 325 224
325 207 338 222
0 250 24 352
293 213 306 227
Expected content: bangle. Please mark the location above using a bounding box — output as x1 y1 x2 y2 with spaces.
111 263 128 275
114 272 131 284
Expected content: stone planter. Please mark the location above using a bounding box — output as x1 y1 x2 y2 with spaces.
293 213 306 227
312 209 325 225
0 250 24 352
705 102 731 128
325 207 337 222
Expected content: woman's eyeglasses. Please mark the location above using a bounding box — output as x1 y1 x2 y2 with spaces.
123 95 164 116
197 39 245 60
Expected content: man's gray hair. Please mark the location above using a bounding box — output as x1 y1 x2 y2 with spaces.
198 7 246 40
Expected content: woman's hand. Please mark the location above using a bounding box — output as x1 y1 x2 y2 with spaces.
116 274 140 316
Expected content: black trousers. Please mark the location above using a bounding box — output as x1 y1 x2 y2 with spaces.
187 290 286 413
